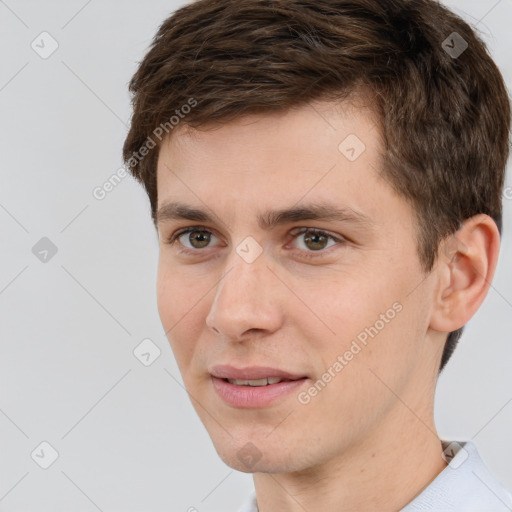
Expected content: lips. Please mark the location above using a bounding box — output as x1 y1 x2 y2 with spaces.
209 365 307 382
209 365 309 407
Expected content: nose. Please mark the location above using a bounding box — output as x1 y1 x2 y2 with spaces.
205 248 284 342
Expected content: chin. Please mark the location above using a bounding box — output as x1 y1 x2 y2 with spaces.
209 431 307 474
219 449 300 474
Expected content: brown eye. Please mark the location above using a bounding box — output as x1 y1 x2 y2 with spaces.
178 229 212 249
291 228 341 254
302 231 330 251
185 230 211 249
167 226 219 251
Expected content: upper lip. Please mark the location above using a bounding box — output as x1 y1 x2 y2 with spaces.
210 365 307 381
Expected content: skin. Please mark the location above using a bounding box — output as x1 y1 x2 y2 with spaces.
154 97 500 512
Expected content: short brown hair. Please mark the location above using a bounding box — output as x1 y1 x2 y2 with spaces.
123 0 511 373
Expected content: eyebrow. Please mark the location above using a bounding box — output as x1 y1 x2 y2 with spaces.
156 201 374 231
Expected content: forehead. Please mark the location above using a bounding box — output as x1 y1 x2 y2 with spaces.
154 98 410 232
157 98 379 178
164 94 380 153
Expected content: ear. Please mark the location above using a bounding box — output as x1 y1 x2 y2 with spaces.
429 214 501 333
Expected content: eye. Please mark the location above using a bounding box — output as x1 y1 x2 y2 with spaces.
167 225 346 259
167 226 220 251
288 228 345 258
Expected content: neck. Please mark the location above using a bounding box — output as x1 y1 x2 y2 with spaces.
252 399 448 512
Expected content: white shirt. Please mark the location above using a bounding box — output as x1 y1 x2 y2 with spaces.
236 440 512 511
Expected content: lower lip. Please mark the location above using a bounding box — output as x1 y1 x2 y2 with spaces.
211 376 308 408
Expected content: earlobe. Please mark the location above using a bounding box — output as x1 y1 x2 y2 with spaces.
429 214 500 333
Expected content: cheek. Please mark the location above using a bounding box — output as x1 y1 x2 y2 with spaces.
305 266 414 370
307 270 391 335
156 264 180 327
156 259 207 321
156 263 204 369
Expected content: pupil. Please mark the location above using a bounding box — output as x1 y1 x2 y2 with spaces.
305 232 326 250
191 231 210 248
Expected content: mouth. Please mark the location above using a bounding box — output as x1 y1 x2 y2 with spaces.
210 364 307 381
209 365 309 408
223 377 295 386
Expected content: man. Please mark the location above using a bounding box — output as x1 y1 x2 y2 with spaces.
122 0 512 510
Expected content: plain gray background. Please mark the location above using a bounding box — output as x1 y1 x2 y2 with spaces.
0 1 511 511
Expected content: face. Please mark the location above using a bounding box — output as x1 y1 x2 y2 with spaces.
155 98 442 474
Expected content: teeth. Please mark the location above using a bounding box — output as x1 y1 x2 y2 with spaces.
227 377 284 386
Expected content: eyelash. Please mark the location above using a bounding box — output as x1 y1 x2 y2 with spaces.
166 226 346 259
